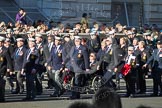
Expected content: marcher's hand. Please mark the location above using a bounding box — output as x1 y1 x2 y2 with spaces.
47 66 51 71
44 63 47 67
10 72 13 75
149 68 152 72
21 69 24 75
142 64 147 69
31 69 36 74
97 65 100 70
60 68 64 71
7 69 10 72
114 68 118 72
23 12 26 16
64 68 69 72
86 69 90 72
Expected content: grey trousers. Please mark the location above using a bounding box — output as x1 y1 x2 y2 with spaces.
15 71 24 92
50 70 63 93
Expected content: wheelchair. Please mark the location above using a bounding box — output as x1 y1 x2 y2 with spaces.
62 69 113 93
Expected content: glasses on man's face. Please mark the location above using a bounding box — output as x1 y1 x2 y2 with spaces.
90 55 94 57
128 50 133 51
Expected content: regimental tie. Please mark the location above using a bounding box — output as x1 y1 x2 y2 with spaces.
156 49 162 61
15 48 21 58
105 46 109 53
37 43 41 49
126 55 130 64
48 42 53 52
26 49 32 60
0 47 2 53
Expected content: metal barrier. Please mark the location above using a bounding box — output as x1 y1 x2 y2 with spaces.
0 32 127 39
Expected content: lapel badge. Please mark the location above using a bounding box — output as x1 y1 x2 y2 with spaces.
31 55 35 59
0 57 3 62
109 50 112 55
78 53 81 58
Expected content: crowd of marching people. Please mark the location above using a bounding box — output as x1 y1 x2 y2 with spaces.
0 9 162 103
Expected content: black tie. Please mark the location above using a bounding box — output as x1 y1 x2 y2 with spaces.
27 49 31 60
126 55 130 63
48 43 51 51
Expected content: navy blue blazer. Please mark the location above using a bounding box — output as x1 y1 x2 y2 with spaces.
48 45 63 70
64 45 89 72
0 46 12 75
13 46 27 71
22 47 40 69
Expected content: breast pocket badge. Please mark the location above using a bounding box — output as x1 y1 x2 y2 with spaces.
0 57 4 62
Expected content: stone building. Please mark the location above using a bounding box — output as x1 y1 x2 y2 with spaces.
1 0 162 27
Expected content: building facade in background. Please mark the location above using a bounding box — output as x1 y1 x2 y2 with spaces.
14 0 162 27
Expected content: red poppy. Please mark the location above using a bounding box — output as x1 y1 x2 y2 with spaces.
121 64 131 76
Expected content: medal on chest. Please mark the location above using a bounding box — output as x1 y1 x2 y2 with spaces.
0 57 4 62
109 49 112 55
58 49 62 57
78 50 82 58
142 52 146 60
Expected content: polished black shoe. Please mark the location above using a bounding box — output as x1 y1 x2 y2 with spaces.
45 86 53 89
136 91 145 94
50 93 59 97
0 99 5 102
150 93 158 97
58 89 65 97
11 90 19 94
36 92 42 95
22 97 35 101
10 87 14 93
69 96 80 100
22 97 31 101
129 94 135 98
159 93 162 96
29 97 35 101
19 90 24 94
124 94 130 97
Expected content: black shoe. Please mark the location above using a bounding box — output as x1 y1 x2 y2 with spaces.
159 93 162 96
124 94 130 97
45 86 53 89
0 99 5 102
136 91 145 94
30 97 35 101
11 90 19 94
69 96 77 100
150 93 158 97
36 92 42 95
129 94 135 98
19 90 24 94
10 87 14 93
50 93 59 97
58 89 65 97
69 96 80 100
22 97 31 101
